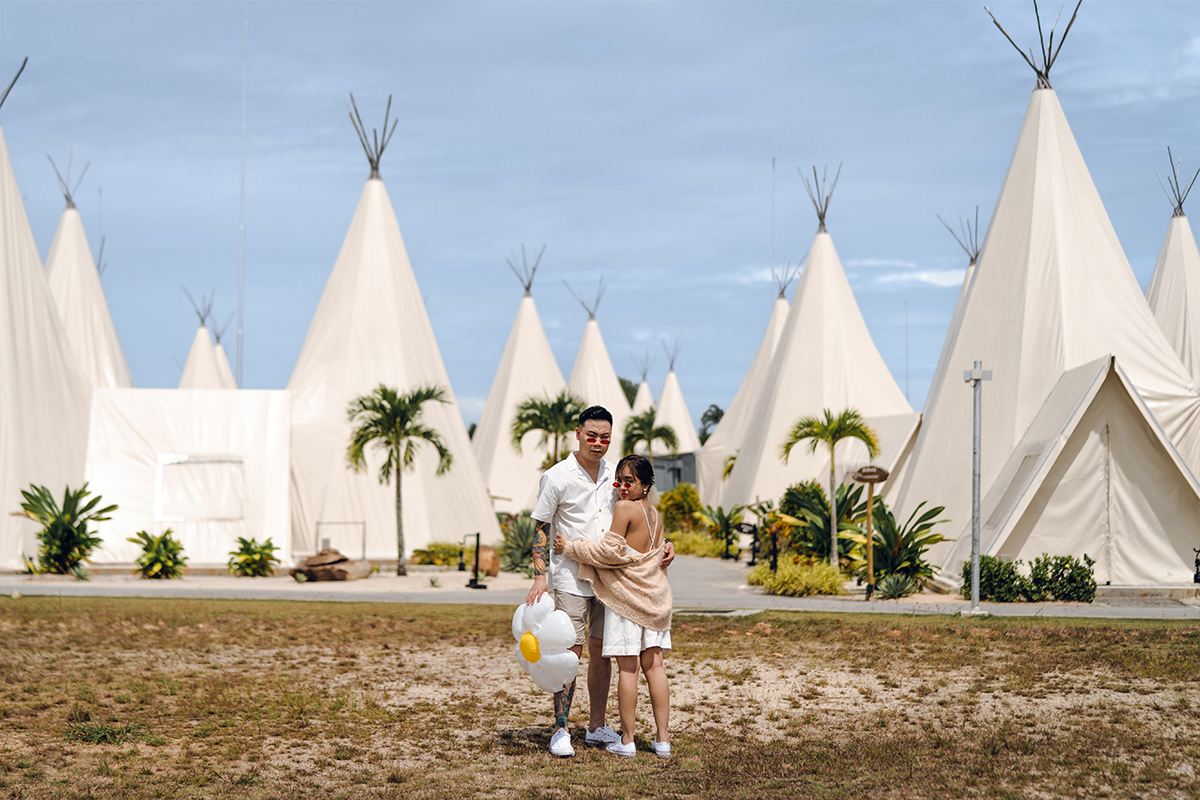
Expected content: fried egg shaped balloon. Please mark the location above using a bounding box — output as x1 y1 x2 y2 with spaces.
511 595 579 693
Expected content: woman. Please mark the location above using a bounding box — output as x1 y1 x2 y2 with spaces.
554 453 672 758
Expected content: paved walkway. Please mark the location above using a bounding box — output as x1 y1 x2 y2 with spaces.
2 556 1197 620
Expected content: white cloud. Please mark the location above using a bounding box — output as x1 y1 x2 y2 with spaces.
847 258 918 269
873 269 966 288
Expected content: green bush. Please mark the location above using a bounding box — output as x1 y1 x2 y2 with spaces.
228 537 281 577
657 483 702 533
778 480 866 564
693 505 744 556
127 529 188 579
499 514 536 575
669 530 726 558
960 555 1031 602
16 484 116 577
876 573 917 600
1029 553 1097 602
845 500 946 589
747 557 846 597
410 543 472 566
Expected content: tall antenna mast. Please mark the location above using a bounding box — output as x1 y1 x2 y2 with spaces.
771 157 776 273
237 0 248 388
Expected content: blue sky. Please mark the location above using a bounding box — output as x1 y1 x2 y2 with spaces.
1 0 1197 427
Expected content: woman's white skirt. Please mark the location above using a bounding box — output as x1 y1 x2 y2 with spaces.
602 606 671 657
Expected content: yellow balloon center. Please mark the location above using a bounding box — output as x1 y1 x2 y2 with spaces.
519 631 541 663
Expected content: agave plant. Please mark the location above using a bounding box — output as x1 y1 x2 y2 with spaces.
16 484 116 576
846 500 947 589
876 573 917 600
499 514 537 575
227 537 281 577
778 481 867 567
127 529 188 579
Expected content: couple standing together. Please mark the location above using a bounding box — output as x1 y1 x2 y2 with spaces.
526 405 676 759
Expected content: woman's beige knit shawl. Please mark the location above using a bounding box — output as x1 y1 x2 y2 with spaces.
562 531 672 632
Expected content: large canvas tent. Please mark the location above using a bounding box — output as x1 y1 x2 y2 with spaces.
892 9 1200 584
723 170 918 509
472 245 567 515
1145 153 1200 384
43 157 133 389
0 63 92 570
288 98 500 561
566 279 631 463
630 353 654 416
652 343 701 455
85 389 291 565
696 274 792 506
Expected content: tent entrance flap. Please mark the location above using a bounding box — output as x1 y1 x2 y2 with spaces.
157 455 247 522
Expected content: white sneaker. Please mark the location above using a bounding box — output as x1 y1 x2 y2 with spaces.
606 740 636 758
653 740 670 759
549 727 575 757
585 725 622 746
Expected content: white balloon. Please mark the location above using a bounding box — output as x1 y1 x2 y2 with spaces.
512 604 526 642
536 610 577 654
524 594 554 632
514 642 532 674
528 650 579 693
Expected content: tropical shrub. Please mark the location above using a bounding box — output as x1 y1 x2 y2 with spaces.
657 483 702 532
960 555 1031 602
410 543 472 566
16 484 116 577
778 481 866 565
876 573 917 600
499 514 536 575
227 537 281 577
693 505 744 558
127 529 188 579
668 530 725 558
845 500 946 589
1029 553 1097 602
747 556 846 597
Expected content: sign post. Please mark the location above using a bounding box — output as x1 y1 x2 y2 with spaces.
963 361 992 616
852 465 889 601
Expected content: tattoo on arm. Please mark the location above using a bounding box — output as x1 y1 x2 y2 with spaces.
532 520 550 576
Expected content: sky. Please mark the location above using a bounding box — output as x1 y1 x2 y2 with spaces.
1 0 1197 429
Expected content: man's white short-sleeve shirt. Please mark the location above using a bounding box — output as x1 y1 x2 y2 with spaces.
532 453 616 598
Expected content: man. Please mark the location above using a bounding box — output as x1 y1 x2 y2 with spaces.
527 405 675 757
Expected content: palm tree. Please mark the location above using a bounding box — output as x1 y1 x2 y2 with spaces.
779 408 879 569
347 384 453 576
698 403 724 444
622 408 678 457
511 389 586 470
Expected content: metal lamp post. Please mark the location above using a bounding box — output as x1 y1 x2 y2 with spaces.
462 533 486 590
963 361 992 616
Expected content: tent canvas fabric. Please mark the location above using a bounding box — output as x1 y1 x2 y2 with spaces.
722 230 915 508
0 125 91 570
631 380 654 416
697 293 788 506
1146 214 1200 385
85 388 291 565
938 356 1200 586
288 178 500 560
567 317 632 464
653 369 701 455
214 341 237 390
44 206 133 389
892 89 1200 575
472 292 566 515
178 325 227 390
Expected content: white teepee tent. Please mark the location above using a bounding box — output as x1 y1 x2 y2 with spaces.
893 8 1200 585
289 96 500 561
178 292 227 390
43 157 133 389
1146 152 1200 384
212 315 238 390
630 353 654 416
0 62 92 569
723 169 918 509
566 279 631 463
696 272 793 506
472 245 567 514
652 342 701 455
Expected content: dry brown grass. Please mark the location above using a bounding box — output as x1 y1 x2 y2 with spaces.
0 597 1197 799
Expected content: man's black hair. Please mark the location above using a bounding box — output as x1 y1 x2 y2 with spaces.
578 405 613 426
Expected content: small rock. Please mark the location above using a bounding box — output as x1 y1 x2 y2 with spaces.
9 591 19 600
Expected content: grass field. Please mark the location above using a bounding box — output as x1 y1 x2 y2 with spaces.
0 596 1197 799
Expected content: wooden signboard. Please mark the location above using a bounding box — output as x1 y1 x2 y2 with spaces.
851 465 889 599
852 465 890 484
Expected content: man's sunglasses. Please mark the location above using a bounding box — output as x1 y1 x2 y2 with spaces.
584 435 611 444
